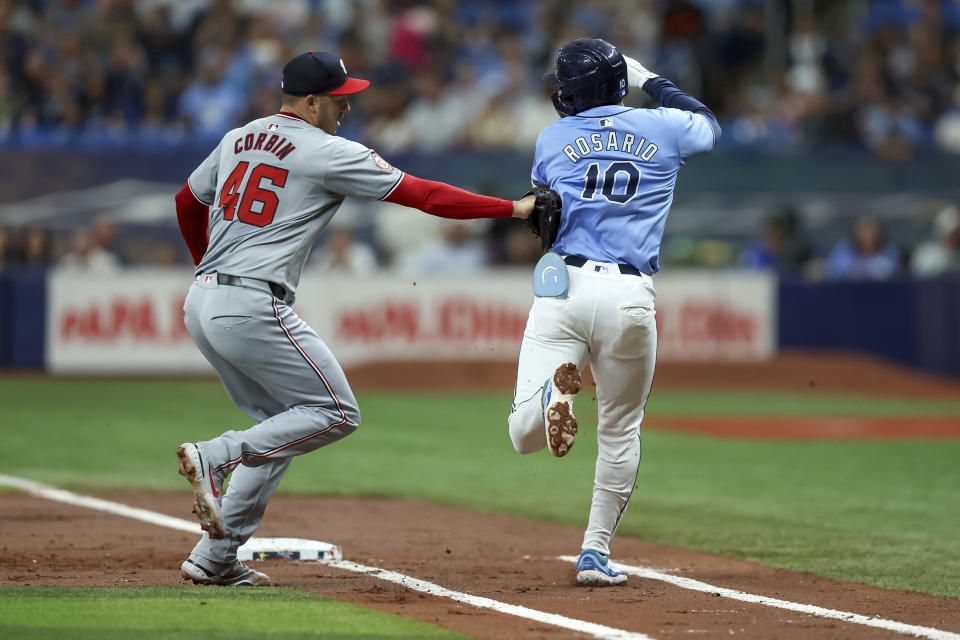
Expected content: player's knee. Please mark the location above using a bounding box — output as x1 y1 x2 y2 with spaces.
329 389 361 430
301 401 360 435
344 405 361 430
508 427 523 453
508 416 542 455
510 435 537 455
328 403 360 434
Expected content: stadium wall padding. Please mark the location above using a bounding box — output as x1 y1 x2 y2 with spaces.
778 277 960 377
0 271 46 368
1 271 957 376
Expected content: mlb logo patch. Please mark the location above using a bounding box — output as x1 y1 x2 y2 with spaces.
268 123 279 131
599 118 613 127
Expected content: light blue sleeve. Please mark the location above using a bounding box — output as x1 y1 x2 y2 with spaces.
531 132 548 187
662 108 717 158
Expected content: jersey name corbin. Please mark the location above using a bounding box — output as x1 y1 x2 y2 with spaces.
233 132 296 161
562 130 658 163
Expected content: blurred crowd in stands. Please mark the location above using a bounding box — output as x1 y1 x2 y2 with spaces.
0 210 547 275
2 201 958 278
4 0 960 156
736 204 960 278
2 0 960 279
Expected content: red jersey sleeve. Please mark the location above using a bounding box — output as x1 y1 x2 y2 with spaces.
381 174 513 219
175 182 210 267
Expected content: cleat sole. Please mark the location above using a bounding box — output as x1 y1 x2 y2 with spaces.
177 445 226 539
545 363 581 457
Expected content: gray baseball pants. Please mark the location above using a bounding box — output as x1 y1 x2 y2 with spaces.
182 274 360 566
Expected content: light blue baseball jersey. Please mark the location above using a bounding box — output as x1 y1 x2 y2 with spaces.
532 104 716 274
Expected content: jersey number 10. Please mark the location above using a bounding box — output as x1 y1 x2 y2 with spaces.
581 160 641 204
219 161 289 227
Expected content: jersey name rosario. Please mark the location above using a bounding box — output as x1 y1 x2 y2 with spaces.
560 128 659 164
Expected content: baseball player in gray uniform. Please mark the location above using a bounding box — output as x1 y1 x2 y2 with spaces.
174 50 534 586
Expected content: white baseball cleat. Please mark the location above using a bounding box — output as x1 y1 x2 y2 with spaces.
543 362 581 457
177 442 226 539
181 557 271 586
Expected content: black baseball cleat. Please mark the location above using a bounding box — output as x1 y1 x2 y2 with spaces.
543 363 581 457
177 442 226 539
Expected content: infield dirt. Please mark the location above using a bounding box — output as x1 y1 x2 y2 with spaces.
2 492 959 640
347 351 960 398
3 353 959 639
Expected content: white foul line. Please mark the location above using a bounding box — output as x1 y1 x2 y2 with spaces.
0 475 651 640
558 556 960 640
0 474 201 534
328 559 652 640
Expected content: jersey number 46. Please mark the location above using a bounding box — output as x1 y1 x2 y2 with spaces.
218 161 289 227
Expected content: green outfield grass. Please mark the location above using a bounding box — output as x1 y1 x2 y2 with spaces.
2 378 959 599
0 586 465 639
646 390 960 416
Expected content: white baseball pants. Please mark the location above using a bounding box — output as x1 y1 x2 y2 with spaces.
508 260 657 556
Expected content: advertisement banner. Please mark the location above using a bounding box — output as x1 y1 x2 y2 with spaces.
47 270 209 373
654 270 777 361
46 269 775 373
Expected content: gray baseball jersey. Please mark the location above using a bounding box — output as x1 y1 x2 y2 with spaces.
187 112 402 296
180 111 403 571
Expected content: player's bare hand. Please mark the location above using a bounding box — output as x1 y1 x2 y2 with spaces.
512 195 535 219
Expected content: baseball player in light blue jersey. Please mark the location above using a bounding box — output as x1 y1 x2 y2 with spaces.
507 38 720 585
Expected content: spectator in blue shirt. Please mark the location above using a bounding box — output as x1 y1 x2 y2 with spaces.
740 206 813 276
825 216 899 280
178 50 245 137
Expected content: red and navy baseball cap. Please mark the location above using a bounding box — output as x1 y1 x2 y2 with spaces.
281 51 370 96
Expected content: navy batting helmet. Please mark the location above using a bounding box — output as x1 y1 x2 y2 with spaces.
546 38 628 117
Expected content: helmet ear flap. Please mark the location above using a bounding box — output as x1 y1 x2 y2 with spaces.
551 90 576 117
